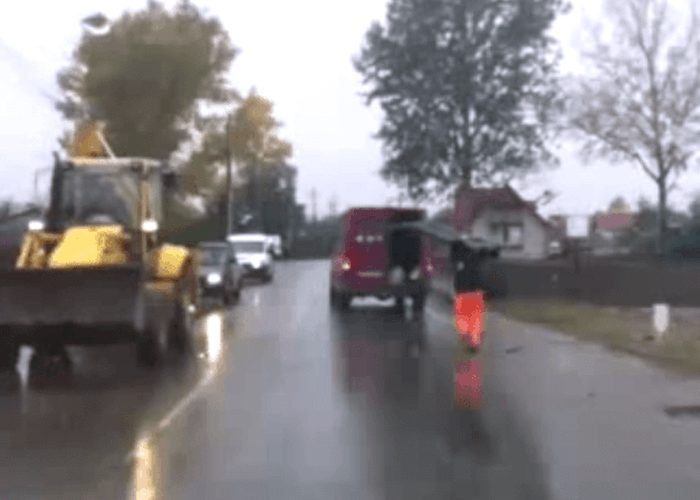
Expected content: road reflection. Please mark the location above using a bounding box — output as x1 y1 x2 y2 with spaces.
132 436 160 500
202 312 224 367
129 310 226 500
454 357 482 411
331 306 426 402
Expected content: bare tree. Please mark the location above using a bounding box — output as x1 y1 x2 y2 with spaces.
569 0 700 253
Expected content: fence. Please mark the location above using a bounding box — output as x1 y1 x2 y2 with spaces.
494 258 700 307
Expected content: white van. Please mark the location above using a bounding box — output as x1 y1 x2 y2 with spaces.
228 233 275 282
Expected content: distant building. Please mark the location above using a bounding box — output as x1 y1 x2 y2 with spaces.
594 212 637 238
590 212 637 255
453 185 551 260
548 214 568 235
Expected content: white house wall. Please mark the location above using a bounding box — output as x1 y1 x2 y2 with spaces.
470 208 548 260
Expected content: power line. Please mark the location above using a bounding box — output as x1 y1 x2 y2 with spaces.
0 38 59 105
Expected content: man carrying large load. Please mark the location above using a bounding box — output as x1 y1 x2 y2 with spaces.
390 220 500 350
0 124 199 372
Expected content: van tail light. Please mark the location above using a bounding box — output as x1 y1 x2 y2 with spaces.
337 255 352 272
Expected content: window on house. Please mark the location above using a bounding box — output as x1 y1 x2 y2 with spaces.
491 223 524 248
507 225 524 246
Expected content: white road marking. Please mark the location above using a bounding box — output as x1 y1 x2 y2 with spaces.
124 313 225 464
157 369 215 433
123 370 217 464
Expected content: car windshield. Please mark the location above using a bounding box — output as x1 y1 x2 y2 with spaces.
232 241 265 253
199 246 228 266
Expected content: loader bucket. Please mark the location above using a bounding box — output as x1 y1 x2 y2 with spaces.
0 265 144 330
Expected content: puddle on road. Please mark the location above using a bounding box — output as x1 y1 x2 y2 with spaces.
663 405 700 419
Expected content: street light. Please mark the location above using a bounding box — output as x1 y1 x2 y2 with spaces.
534 190 557 207
81 13 110 36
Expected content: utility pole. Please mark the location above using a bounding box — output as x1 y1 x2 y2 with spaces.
255 161 262 232
225 114 233 238
310 188 318 224
329 196 338 218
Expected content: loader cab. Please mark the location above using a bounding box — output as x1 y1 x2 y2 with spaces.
46 158 167 236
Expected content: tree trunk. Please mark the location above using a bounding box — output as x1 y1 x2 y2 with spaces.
462 167 472 189
656 178 668 256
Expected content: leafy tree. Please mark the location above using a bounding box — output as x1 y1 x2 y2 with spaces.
183 91 292 198
180 116 230 201
229 91 293 225
57 1 237 159
181 90 294 237
228 90 293 170
355 0 565 200
689 192 700 222
608 196 631 213
569 0 700 254
0 201 10 222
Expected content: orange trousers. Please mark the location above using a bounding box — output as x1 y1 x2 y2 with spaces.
454 291 485 349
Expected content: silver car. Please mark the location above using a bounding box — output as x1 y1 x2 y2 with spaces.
197 242 244 306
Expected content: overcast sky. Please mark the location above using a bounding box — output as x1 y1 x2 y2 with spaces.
2 0 700 217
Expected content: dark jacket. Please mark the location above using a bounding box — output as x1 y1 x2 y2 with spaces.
451 241 483 293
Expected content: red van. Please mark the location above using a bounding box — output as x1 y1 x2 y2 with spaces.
329 207 432 312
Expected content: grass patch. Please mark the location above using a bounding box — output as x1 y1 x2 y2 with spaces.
494 299 700 376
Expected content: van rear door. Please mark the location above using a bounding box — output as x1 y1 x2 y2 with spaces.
345 214 389 282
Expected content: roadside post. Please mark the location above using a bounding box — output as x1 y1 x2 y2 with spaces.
565 215 590 277
652 303 670 342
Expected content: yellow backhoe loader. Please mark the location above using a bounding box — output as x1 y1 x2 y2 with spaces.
0 124 199 370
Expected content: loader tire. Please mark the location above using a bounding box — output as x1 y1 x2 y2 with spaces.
137 323 169 368
171 297 196 355
0 342 19 372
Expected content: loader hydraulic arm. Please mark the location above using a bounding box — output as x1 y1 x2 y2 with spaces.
46 157 66 233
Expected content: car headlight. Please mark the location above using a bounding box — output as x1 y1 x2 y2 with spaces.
206 273 222 285
409 268 422 280
27 219 45 232
141 218 159 233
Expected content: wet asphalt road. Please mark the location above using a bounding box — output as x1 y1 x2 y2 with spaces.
1 260 700 499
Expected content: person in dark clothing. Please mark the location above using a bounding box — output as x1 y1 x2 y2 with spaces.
450 239 487 352
451 240 483 293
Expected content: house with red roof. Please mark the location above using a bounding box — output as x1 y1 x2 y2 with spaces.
590 211 638 255
452 185 552 260
593 212 637 236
